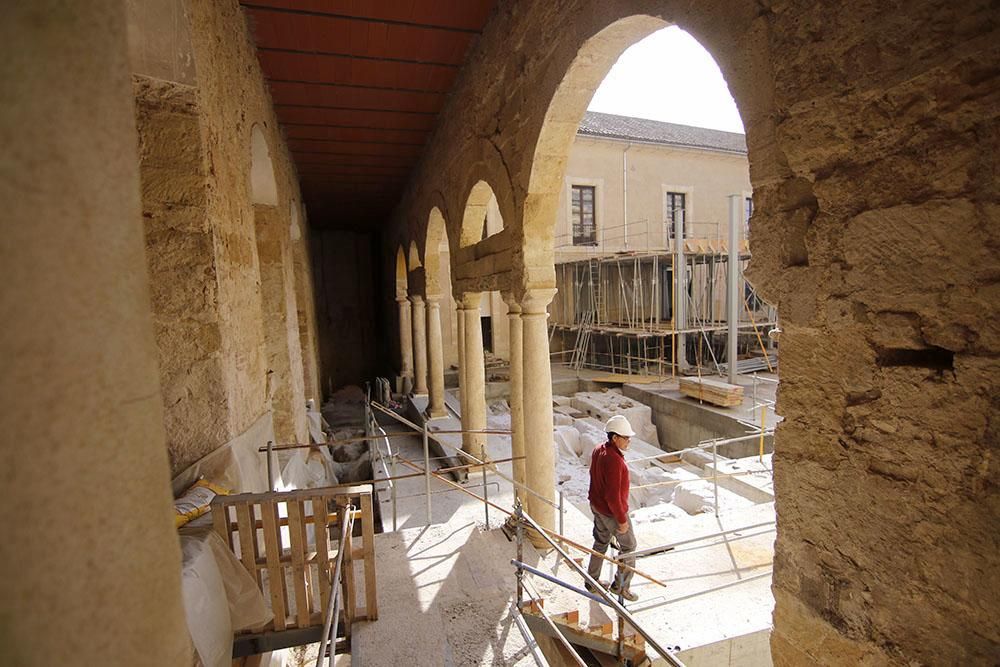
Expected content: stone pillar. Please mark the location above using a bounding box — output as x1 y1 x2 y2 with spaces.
456 301 470 451
502 293 526 497
396 295 413 390
426 296 447 418
1 3 189 661
521 288 558 531
410 294 428 395
461 292 487 460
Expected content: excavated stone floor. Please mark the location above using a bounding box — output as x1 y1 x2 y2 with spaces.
280 384 777 665
351 392 776 665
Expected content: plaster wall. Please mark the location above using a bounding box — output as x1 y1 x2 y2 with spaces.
555 136 751 258
383 0 1000 663
0 3 189 662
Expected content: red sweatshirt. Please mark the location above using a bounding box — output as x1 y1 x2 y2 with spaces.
588 441 630 524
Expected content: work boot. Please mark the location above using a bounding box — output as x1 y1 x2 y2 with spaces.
610 585 639 602
585 579 609 593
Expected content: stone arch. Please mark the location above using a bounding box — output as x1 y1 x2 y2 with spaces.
407 239 422 272
424 207 449 297
250 124 278 206
521 15 668 287
395 245 408 296
459 179 504 247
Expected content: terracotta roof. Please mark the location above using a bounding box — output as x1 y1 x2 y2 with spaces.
579 111 747 154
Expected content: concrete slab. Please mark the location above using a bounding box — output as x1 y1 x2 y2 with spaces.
705 454 775 503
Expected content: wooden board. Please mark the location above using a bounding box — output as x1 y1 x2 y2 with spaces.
679 376 744 407
590 373 669 385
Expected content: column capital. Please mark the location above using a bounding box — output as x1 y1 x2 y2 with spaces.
425 293 442 306
459 291 481 310
520 287 557 315
396 293 409 303
501 290 521 313
409 293 425 306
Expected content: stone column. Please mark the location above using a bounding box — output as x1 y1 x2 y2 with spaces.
2 3 189 660
521 288 558 531
461 292 487 460
456 301 469 451
426 295 447 418
397 295 413 391
410 294 428 395
502 292 526 497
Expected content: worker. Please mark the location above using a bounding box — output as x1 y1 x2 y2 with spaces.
586 414 638 601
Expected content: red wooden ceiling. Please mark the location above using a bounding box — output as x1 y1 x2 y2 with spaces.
240 1 497 229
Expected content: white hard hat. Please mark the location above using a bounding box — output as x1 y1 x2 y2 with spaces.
605 415 636 438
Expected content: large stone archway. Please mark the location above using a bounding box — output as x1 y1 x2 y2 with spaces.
387 1 999 663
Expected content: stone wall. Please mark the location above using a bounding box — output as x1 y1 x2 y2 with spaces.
749 2 1000 664
382 0 999 663
134 76 230 472
313 230 381 391
130 0 321 470
255 205 309 444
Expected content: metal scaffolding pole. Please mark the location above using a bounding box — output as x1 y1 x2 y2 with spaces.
727 194 741 384
674 210 687 372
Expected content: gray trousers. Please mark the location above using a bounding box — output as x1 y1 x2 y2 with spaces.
587 506 637 591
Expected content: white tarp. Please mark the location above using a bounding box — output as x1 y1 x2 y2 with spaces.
181 528 271 667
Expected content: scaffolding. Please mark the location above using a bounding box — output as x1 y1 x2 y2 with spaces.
551 217 777 378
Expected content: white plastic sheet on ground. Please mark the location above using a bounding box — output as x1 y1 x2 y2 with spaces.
181 529 271 667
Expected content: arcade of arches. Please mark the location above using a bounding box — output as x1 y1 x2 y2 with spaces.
2 1 997 666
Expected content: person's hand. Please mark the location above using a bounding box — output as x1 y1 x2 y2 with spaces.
616 522 628 534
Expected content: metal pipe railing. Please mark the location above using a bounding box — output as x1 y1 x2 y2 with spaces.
511 559 608 606
369 400 564 514
631 521 776 559
316 504 355 667
515 502 685 667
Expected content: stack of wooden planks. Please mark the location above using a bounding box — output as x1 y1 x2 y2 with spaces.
679 377 744 407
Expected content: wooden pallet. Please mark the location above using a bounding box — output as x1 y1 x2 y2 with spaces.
679 377 744 407
211 483 378 652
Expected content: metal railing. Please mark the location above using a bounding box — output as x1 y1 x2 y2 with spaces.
315 503 355 667
366 399 569 534
514 502 686 666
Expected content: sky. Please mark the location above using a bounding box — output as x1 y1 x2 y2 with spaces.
587 26 745 134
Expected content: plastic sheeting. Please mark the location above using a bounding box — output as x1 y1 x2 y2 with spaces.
172 412 274 497
306 398 327 444
277 446 338 490
180 527 271 667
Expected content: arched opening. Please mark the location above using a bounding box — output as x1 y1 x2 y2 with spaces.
250 124 278 206
459 180 509 358
407 239 422 272
522 17 782 659
424 207 459 372
395 245 408 296
459 179 503 247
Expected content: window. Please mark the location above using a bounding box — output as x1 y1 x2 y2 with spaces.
745 196 754 236
665 192 687 239
571 185 597 246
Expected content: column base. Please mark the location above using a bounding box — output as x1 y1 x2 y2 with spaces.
426 408 449 420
